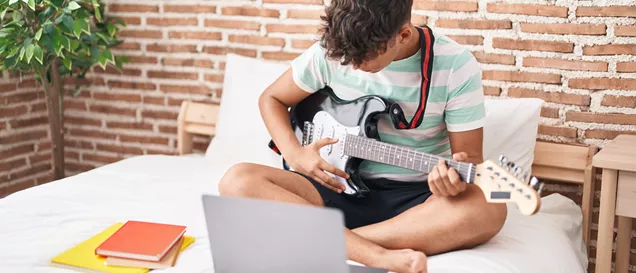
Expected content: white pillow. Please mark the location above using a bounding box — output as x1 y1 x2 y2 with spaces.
205 54 288 167
483 97 543 174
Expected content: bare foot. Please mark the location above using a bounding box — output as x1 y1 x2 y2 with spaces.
373 249 427 273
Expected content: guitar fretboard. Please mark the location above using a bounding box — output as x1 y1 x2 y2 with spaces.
343 134 475 183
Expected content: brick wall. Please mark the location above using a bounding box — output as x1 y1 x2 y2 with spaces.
0 76 52 197
1 0 635 271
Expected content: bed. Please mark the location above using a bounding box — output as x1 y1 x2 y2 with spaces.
0 54 594 273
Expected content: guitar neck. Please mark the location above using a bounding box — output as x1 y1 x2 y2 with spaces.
343 134 476 183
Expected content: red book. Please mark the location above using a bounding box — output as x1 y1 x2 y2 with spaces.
95 220 186 262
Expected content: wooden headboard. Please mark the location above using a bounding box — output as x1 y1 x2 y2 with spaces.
177 101 598 251
531 141 598 251
177 101 219 154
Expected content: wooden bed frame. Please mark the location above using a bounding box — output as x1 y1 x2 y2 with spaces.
177 101 598 252
531 141 598 251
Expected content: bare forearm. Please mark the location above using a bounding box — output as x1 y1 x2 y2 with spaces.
259 94 302 158
449 128 484 164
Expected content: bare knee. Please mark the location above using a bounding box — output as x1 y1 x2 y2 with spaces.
473 203 507 244
218 163 261 197
454 186 508 247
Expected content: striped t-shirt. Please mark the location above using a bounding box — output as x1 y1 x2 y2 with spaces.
290 32 485 182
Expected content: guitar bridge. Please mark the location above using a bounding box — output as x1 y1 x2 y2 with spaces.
302 121 315 146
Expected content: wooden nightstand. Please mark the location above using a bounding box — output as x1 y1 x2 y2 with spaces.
593 135 636 273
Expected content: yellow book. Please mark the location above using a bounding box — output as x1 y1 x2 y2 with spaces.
50 223 195 273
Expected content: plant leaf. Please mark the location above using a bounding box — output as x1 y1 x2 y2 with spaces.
60 35 70 50
33 45 43 64
81 19 90 34
0 28 14 38
54 14 63 24
103 50 114 63
68 1 81 10
106 23 116 37
7 47 19 58
117 18 127 27
34 28 43 41
97 58 106 69
0 8 8 19
4 55 18 68
115 56 129 70
75 9 90 20
25 44 35 63
97 50 108 68
63 57 72 70
94 5 101 22
12 9 22 21
51 0 64 8
62 15 74 30
53 34 63 54
70 39 80 50
22 38 33 48
72 19 85 37
97 50 115 69
95 32 110 44
27 0 35 11
39 6 54 21
9 0 19 5
43 21 54 34
89 46 99 59
41 34 54 52
18 46 25 61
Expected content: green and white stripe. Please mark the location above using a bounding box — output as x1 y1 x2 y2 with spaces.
291 32 485 182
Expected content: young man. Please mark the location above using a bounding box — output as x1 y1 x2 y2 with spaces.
218 0 507 272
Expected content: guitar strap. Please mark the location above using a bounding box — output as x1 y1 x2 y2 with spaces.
388 25 435 130
268 25 436 156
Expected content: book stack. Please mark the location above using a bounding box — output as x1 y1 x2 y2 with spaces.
51 221 195 273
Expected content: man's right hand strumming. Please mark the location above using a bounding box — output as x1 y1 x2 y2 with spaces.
285 137 349 194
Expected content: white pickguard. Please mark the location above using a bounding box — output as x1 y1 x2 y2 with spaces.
311 111 361 195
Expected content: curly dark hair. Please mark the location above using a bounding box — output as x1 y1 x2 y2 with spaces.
319 0 414 66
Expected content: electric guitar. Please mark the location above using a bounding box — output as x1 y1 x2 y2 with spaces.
269 87 544 215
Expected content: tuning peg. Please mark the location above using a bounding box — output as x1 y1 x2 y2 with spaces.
498 155 508 166
530 177 544 194
506 162 516 172
529 176 539 186
513 166 523 177
537 183 545 195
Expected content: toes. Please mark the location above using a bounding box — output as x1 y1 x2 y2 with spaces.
410 252 427 273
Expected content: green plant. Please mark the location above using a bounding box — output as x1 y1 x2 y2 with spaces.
0 0 128 180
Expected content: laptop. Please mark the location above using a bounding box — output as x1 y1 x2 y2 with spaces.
202 195 387 273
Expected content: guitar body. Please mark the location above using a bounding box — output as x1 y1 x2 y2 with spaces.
284 87 391 198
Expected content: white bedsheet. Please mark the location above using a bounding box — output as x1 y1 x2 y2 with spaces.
0 155 587 273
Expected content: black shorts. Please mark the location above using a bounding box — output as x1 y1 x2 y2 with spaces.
292 172 433 229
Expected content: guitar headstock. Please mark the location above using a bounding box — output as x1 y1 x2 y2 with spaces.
474 156 544 216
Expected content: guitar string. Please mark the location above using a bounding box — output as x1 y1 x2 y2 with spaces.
340 133 474 173
329 133 476 177
357 135 474 176
354 138 532 187
346 138 483 187
343 134 473 170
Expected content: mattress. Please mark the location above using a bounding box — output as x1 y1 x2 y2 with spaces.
0 154 588 273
